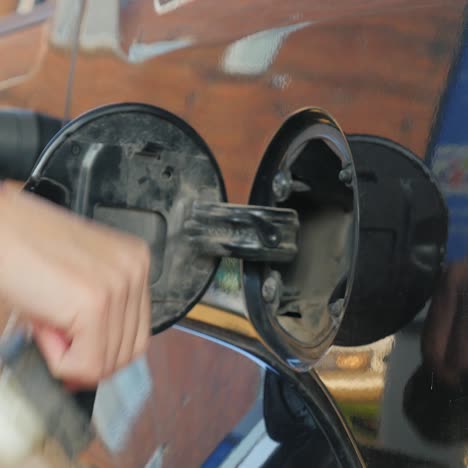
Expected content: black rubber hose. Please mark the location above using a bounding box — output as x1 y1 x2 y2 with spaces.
0 108 62 181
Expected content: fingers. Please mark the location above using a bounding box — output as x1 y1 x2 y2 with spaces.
0 187 152 387
57 238 150 386
135 278 151 358
52 329 108 388
48 285 109 386
114 253 147 369
102 270 129 377
34 283 119 387
132 242 151 358
33 324 70 371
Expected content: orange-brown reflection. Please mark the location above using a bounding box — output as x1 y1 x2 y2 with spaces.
82 326 262 468
0 0 464 466
63 2 464 206
0 1 17 17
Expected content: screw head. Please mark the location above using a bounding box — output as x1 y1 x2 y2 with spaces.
272 172 291 202
266 231 281 248
338 166 353 185
329 299 344 317
262 275 279 303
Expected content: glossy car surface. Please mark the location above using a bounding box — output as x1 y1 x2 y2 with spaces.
0 1 467 467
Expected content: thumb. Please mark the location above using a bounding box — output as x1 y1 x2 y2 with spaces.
33 324 103 392
33 324 97 390
33 323 70 376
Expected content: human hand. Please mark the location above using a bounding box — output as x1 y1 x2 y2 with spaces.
0 182 151 387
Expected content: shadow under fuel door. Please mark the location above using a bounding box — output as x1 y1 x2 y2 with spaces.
23 103 448 371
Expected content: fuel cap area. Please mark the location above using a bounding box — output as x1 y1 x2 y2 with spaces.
245 109 359 369
24 103 299 335
24 103 448 370
25 103 226 333
245 109 448 370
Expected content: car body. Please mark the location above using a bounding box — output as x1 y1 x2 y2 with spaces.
0 1 467 467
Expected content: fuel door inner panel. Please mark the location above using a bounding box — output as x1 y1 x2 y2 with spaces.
25 103 448 371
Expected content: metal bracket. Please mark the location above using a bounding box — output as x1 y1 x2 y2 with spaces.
184 200 299 263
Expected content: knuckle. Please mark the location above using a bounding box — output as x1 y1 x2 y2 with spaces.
86 367 102 384
134 344 147 359
102 363 116 380
133 239 151 272
82 356 104 383
117 353 132 370
110 348 130 373
134 334 149 357
60 360 102 385
117 240 150 280
81 284 109 317
110 271 129 301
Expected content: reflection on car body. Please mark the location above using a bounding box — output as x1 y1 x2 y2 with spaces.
1 1 468 467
